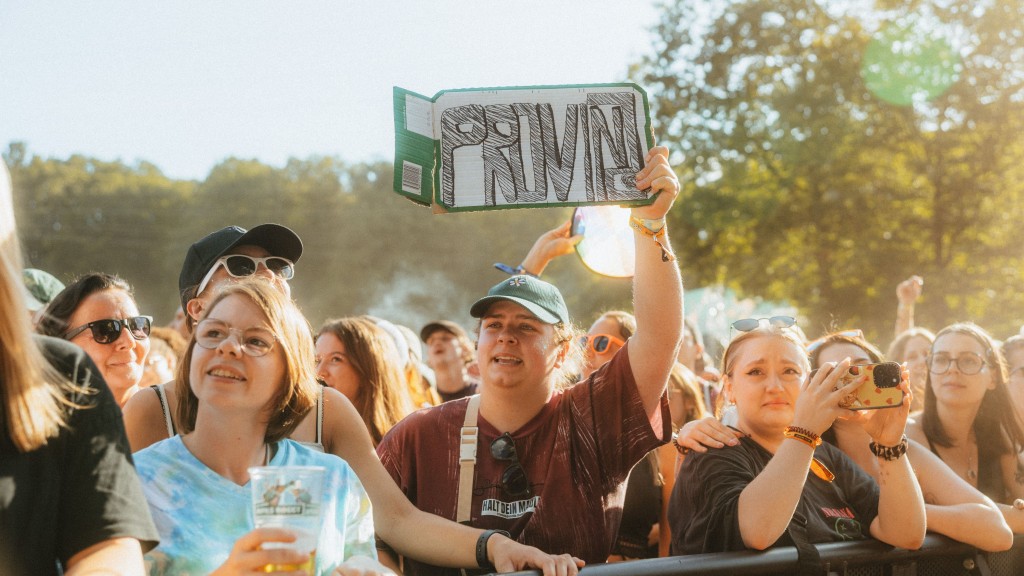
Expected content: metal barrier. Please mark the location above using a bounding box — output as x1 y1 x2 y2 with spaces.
495 534 1024 576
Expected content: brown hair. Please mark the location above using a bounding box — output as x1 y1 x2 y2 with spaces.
809 332 884 370
668 363 706 428
175 279 317 442
887 328 935 364
922 323 1024 454
722 326 809 379
318 317 413 445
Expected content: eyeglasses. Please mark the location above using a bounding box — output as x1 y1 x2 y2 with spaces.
196 255 296 296
195 319 277 357
578 333 626 354
807 329 865 353
491 432 531 498
62 316 153 344
731 316 797 332
927 352 988 375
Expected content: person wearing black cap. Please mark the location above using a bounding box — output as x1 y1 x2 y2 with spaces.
421 320 480 402
177 223 303 331
124 223 306 452
376 146 683 575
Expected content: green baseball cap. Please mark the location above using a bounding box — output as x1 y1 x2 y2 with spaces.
470 275 569 325
23 268 65 312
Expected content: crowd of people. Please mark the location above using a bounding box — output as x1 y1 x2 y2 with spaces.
3 143 1024 576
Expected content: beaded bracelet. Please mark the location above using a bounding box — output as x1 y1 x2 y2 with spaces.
783 426 822 449
672 432 691 455
629 216 676 262
868 435 909 461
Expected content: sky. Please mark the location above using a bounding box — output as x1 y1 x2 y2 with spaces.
1 0 661 181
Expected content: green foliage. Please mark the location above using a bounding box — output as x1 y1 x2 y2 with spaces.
7 145 627 333
639 0 1024 343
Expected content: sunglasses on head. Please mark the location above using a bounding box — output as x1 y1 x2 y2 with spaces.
578 333 626 354
731 316 797 333
491 432 531 498
62 316 153 344
196 255 295 296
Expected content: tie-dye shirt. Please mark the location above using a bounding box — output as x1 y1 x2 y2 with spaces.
135 436 375 576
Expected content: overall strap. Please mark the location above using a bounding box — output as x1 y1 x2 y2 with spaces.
457 394 482 524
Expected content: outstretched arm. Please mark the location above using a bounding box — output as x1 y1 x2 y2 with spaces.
321 389 582 575
626 145 683 419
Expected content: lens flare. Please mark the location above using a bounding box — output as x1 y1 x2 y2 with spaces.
861 18 961 106
571 205 634 278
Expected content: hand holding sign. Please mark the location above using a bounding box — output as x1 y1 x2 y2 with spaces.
631 145 680 221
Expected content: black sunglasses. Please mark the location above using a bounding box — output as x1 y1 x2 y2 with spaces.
491 432 531 498
731 316 797 332
62 316 153 344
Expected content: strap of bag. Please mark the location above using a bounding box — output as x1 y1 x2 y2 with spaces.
457 394 482 524
787 511 822 576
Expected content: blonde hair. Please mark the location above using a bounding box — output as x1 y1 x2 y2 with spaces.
175 279 318 442
1 171 79 452
721 326 809 377
318 317 415 445
668 363 706 427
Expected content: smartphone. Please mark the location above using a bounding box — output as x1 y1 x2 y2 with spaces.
839 362 904 410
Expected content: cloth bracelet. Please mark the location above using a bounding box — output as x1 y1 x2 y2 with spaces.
784 432 818 449
628 218 676 262
784 426 822 447
476 529 511 568
868 435 908 461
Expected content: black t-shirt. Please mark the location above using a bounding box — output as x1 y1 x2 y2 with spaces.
0 336 159 575
669 434 879 555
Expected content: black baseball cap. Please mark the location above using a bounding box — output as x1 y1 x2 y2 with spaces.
178 224 303 310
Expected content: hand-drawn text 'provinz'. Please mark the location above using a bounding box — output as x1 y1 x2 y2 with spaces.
439 92 649 208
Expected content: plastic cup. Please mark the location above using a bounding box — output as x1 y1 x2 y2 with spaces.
249 466 325 575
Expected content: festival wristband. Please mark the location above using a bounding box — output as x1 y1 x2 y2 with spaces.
476 529 511 568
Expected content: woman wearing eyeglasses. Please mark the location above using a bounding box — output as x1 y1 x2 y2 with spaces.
809 330 1013 548
906 323 1024 510
37 272 152 407
669 321 926 556
133 279 382 575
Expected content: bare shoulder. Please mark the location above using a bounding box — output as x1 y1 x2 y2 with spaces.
320 386 377 463
122 386 169 452
905 418 926 445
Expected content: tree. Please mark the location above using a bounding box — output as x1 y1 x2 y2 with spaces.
639 0 1024 342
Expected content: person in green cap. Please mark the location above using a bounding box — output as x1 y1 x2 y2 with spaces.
22 267 65 326
376 145 683 575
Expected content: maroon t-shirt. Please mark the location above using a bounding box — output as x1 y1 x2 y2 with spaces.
377 343 670 575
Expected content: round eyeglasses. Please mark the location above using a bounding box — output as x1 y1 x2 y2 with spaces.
491 432 531 498
926 352 987 375
195 319 277 357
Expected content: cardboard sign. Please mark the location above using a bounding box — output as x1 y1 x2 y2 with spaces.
393 84 655 213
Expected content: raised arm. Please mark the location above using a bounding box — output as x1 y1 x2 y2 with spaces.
517 220 583 278
894 276 922 337
626 145 683 418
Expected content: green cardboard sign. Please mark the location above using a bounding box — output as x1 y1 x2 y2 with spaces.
393 84 655 213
